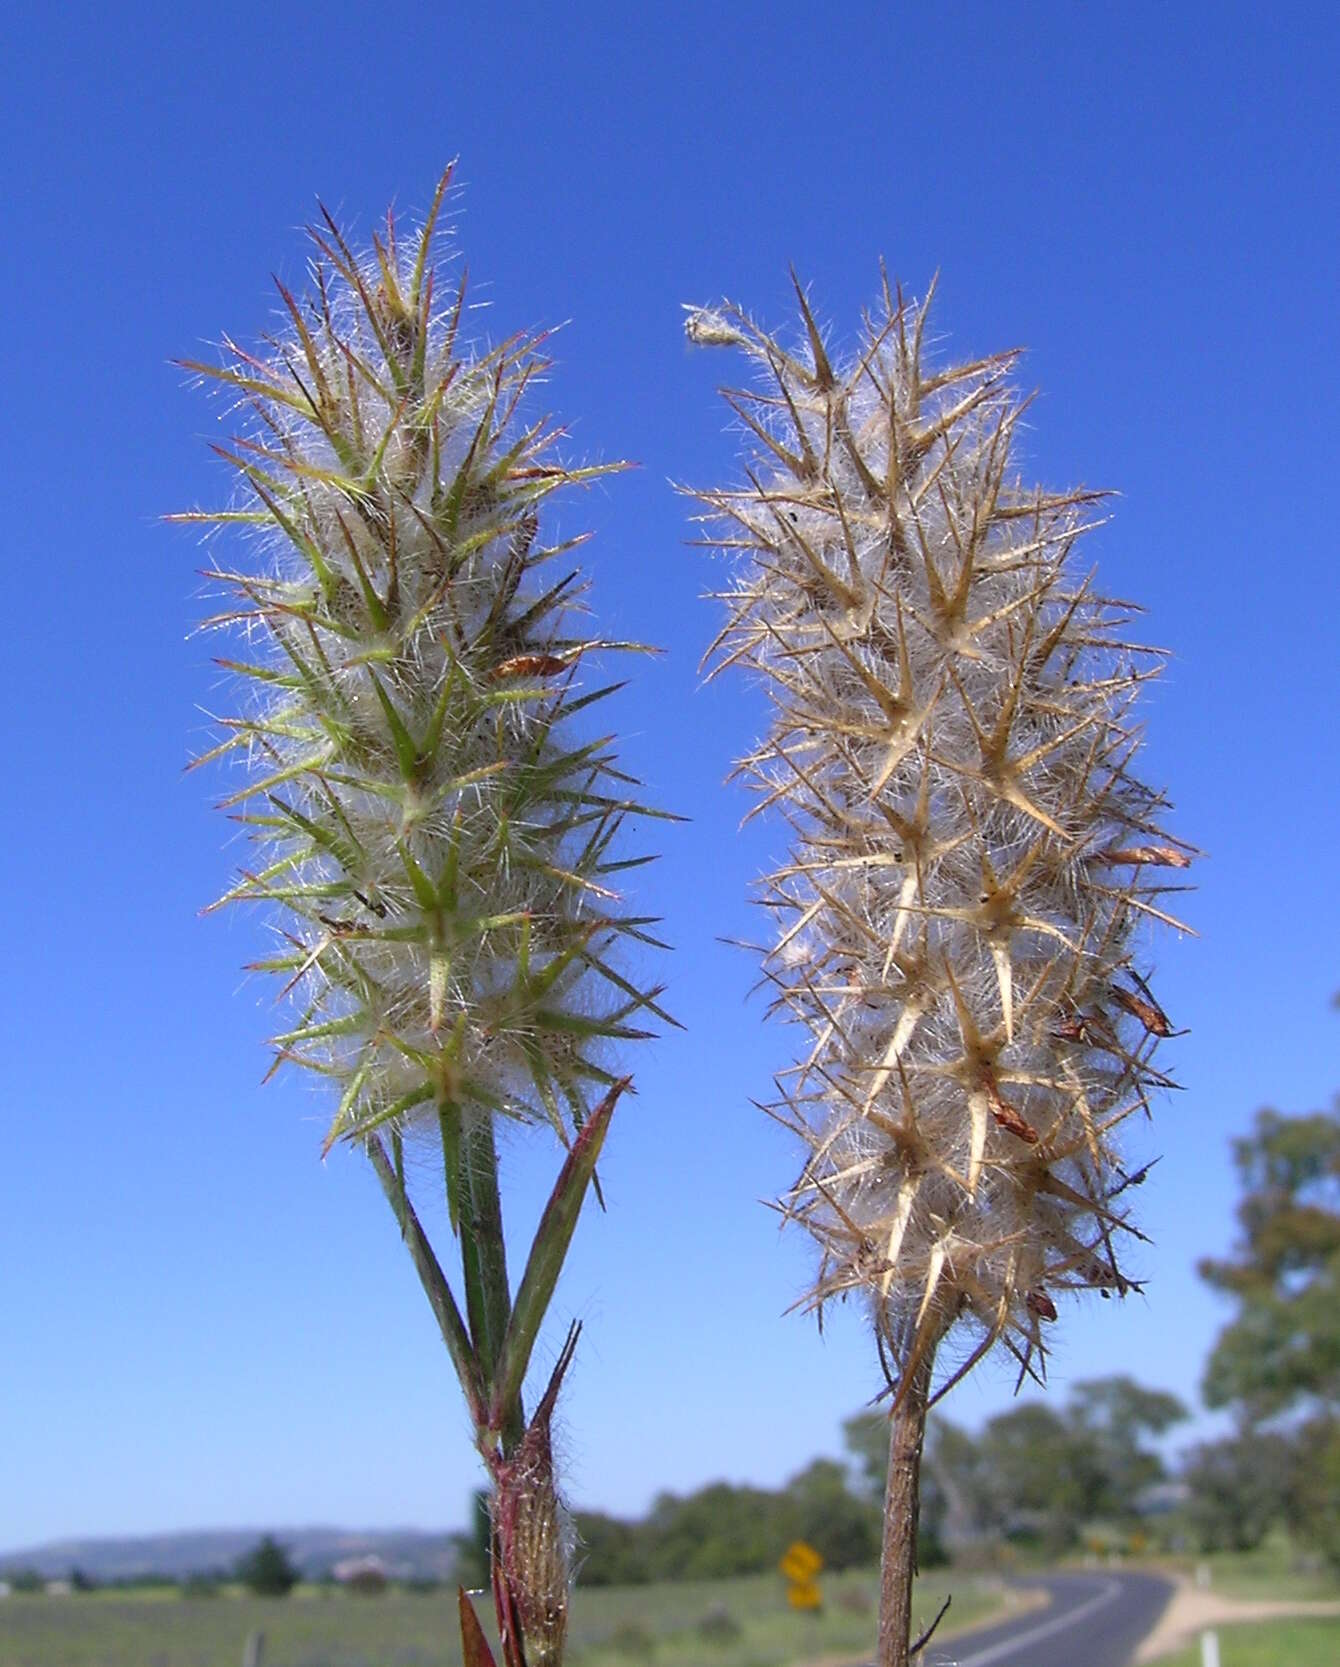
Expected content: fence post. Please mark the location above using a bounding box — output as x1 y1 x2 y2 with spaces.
242 1629 265 1667
1200 1629 1220 1667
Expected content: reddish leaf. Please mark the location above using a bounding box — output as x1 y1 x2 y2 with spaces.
459 1589 499 1667
1099 843 1192 869
982 1070 1040 1144
490 653 572 680
1110 982 1173 1038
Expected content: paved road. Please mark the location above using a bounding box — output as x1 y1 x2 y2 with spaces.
916 1570 1174 1667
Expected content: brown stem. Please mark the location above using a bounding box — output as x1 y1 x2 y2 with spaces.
877 1345 936 1667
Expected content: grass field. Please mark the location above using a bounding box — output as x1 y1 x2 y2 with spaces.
1155 1530 1340 1603
0 1567 1011 1667
1152 1617 1340 1666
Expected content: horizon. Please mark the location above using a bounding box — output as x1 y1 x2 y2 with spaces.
0 1369 1240 1557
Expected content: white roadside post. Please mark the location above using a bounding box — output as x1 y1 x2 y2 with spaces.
1200 1629 1220 1667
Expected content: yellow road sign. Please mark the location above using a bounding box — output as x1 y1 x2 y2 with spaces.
780 1540 824 1611
778 1540 823 1583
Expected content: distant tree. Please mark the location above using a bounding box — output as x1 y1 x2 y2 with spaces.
573 1512 650 1586
68 1566 97 1593
1200 1103 1340 1418
180 1571 221 1598
844 1412 975 1562
642 1482 783 1579
5 1568 45 1594
1291 1415 1340 1568
1198 1049 1340 1567
447 1489 492 1592
1067 1376 1188 1520
784 1457 880 1568
842 1409 889 1500
1183 1429 1296 1551
845 1382 1185 1558
921 1418 995 1550
235 1536 299 1597
976 1403 1105 1553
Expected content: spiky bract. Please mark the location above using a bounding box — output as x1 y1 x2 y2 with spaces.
182 169 668 1164
689 276 1192 1403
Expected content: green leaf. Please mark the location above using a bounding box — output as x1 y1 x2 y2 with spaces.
439 1100 463 1235
533 1009 655 1042
175 356 316 418
332 510 391 632
518 1038 566 1146
242 471 341 602
211 656 299 690
336 1080 437 1149
215 750 335 810
398 842 439 912
392 1127 407 1204
410 164 453 317
368 671 420 781
419 660 461 775
505 568 583 639
576 953 679 1030
437 808 464 909
457 1109 514 1428
268 1011 367 1049
488 1077 631 1432
422 760 511 819
523 925 598 1001
364 1136 484 1422
270 794 364 873
320 1057 373 1155
362 391 412 488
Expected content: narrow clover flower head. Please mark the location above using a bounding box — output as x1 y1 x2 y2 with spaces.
688 273 1193 1406
179 167 670 1166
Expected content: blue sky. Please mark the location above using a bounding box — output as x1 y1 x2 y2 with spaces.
2 0 1338 1551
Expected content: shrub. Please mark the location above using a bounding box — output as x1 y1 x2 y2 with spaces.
608 1619 657 1659
236 1536 300 1597
697 1603 743 1643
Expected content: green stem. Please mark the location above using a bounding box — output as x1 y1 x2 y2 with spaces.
366 1135 485 1421
458 1106 525 1452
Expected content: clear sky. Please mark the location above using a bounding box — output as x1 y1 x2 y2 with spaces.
2 0 1337 1553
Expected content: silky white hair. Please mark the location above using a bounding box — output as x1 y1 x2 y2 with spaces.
689 272 1192 1405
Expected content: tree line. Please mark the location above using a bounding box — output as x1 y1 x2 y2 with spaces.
568 1374 1184 1585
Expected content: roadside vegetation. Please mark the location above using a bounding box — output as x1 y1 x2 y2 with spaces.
1152 1618 1340 1667
1155 1529 1340 1605
0 1567 1006 1667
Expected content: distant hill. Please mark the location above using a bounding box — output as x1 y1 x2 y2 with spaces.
0 1527 460 1583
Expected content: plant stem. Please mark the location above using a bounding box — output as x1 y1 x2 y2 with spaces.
458 1106 525 1452
366 1135 485 1420
877 1344 936 1667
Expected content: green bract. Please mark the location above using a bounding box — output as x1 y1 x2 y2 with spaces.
181 169 668 1168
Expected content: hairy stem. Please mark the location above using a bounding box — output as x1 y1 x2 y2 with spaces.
458 1106 525 1453
877 1344 936 1667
